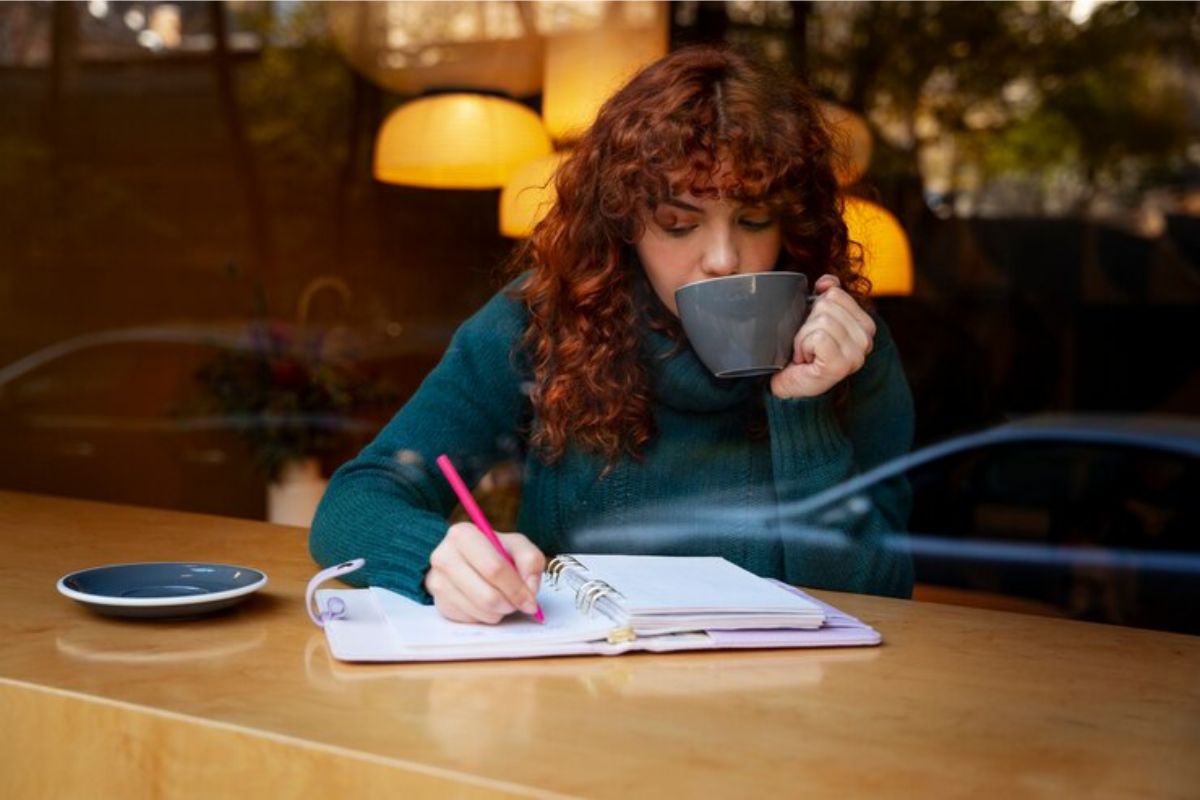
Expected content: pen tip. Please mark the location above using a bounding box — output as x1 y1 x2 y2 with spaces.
534 607 545 624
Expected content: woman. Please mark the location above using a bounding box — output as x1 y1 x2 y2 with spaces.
310 45 914 623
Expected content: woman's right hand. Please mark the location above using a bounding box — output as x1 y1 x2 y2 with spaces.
423 522 546 624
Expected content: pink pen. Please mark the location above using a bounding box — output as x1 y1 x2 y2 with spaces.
435 454 545 623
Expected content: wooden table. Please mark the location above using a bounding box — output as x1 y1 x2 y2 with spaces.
1 491 1197 799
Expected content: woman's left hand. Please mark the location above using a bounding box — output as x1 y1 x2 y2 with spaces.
770 274 876 400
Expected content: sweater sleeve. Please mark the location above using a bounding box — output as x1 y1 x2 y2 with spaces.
308 288 530 602
765 315 916 598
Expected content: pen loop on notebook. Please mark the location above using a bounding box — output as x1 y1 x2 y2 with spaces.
305 558 366 627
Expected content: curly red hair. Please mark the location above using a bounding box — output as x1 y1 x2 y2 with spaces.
507 45 865 465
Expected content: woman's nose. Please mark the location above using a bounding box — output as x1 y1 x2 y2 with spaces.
700 229 740 276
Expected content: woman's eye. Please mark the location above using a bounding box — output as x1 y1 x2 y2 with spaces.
739 217 775 231
654 215 697 236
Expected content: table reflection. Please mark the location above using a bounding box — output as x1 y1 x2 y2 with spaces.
304 636 880 765
56 622 267 665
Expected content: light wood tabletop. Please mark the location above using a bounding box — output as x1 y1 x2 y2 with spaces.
1 490 1198 799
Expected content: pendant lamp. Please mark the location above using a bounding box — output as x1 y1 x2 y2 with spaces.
843 196 914 296
373 93 553 189
819 102 873 187
500 4 664 234
499 151 566 237
326 1 543 98
541 8 669 142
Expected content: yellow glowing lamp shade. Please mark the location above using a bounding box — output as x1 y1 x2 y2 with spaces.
373 94 553 189
819 102 873 187
842 197 914 296
499 152 566 238
542 14 668 142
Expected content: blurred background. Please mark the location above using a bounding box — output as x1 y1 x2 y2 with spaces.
1 1 1197 630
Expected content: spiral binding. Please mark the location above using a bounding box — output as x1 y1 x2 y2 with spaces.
546 554 584 586
546 555 630 620
575 579 618 616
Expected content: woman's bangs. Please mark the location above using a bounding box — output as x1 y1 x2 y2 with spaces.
666 148 788 206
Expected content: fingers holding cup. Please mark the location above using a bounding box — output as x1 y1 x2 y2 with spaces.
770 277 876 399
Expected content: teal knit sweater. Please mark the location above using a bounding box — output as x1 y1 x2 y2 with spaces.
310 282 916 601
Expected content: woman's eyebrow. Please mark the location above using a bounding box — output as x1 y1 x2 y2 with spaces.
663 198 703 213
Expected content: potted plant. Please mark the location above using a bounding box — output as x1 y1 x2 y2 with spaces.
193 279 396 525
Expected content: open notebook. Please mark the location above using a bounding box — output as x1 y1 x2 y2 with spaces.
309 555 881 662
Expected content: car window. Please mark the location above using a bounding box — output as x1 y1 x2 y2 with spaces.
901 442 1200 634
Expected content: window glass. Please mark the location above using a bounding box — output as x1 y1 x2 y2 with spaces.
0 1 1196 633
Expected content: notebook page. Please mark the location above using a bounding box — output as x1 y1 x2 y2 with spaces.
372 584 614 651
572 555 824 617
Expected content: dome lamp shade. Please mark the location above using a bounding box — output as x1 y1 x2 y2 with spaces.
842 196 914 296
820 102 873 187
498 151 566 237
373 93 553 190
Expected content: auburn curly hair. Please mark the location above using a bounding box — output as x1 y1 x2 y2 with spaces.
506 45 865 466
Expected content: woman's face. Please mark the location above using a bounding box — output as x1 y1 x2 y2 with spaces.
634 189 782 315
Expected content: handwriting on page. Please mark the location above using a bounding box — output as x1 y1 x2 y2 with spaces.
374 584 612 650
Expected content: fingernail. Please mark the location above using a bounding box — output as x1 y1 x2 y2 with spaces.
525 575 539 593
521 599 538 615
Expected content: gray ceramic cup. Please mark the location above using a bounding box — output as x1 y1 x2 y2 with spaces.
675 271 809 378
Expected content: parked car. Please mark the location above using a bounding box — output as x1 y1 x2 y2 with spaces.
784 414 1200 635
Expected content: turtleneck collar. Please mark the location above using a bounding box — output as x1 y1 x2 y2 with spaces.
626 265 760 413
642 320 761 413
